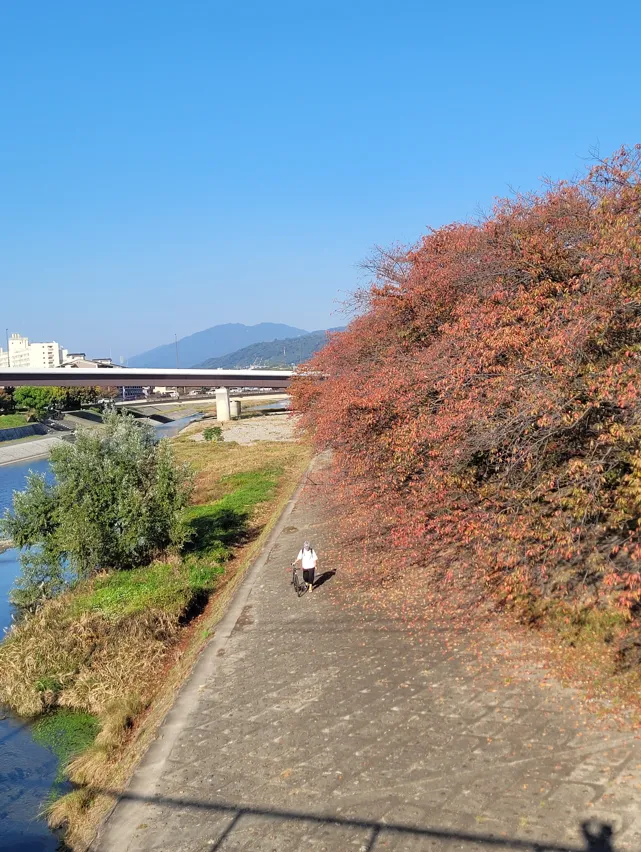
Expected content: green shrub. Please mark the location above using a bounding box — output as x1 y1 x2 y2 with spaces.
203 426 223 442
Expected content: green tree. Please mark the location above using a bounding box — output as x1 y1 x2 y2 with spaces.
11 386 102 420
0 388 15 414
13 386 56 421
60 386 100 408
1 412 192 610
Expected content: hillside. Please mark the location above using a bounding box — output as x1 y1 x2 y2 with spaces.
128 323 307 368
196 329 341 368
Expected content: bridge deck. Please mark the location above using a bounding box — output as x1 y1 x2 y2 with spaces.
0 368 293 389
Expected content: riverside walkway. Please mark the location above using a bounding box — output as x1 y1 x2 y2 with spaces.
0 435 66 466
95 467 641 852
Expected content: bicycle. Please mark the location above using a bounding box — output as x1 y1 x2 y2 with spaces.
291 561 308 596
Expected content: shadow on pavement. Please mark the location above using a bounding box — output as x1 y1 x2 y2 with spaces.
312 569 336 590
98 789 620 852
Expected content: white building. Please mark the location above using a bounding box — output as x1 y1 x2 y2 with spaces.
0 333 68 368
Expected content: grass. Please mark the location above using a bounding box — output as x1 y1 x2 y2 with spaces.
0 465 282 716
184 469 280 554
0 429 312 849
0 413 28 428
70 560 224 621
511 592 630 645
32 710 100 791
503 592 641 724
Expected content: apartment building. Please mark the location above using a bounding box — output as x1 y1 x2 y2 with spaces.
0 333 68 368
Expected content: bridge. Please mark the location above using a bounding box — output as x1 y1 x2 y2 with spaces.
0 367 293 390
0 368 294 421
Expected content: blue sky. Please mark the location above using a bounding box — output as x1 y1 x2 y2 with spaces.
1 1 640 358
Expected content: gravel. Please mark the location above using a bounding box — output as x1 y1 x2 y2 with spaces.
189 413 298 445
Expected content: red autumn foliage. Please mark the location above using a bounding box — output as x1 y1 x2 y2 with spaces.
293 146 641 618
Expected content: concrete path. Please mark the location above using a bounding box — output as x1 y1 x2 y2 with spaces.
0 435 67 466
94 468 641 852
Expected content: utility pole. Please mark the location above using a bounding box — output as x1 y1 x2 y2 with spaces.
174 334 183 396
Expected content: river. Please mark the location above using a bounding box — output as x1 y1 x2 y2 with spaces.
0 457 62 852
0 414 202 850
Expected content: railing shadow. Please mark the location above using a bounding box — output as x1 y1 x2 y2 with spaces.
93 788 625 852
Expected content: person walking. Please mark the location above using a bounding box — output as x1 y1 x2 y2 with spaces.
294 541 318 592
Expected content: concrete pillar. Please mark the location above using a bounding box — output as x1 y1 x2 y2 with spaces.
215 387 230 422
229 399 241 419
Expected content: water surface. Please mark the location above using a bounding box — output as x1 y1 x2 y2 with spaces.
0 458 62 851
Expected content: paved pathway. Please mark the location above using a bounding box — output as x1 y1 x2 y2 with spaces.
0 435 66 466
95 467 641 852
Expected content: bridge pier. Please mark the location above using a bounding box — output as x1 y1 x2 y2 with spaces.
215 387 230 422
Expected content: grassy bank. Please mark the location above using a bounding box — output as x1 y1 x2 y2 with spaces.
0 433 311 849
0 413 28 428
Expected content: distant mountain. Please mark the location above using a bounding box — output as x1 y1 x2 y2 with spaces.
128 323 308 368
196 328 342 369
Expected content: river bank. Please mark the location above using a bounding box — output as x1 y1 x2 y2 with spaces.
0 414 204 850
0 434 70 467
0 415 310 850
0 407 206 468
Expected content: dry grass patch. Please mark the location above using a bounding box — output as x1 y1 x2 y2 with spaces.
0 599 177 717
173 433 308 505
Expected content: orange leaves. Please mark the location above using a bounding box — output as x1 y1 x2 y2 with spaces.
292 145 641 617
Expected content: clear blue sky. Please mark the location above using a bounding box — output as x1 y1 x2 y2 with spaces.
1 1 640 359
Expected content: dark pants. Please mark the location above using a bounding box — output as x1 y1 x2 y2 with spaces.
303 568 315 586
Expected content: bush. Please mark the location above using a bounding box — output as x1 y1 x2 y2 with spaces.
203 425 223 442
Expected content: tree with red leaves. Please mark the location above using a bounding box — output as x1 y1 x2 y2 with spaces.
293 146 641 625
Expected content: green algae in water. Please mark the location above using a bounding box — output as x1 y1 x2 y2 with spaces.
32 709 100 795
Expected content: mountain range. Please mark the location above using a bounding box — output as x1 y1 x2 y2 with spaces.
128 323 308 368
196 329 342 369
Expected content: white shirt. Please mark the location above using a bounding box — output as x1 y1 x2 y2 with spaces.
297 548 318 570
